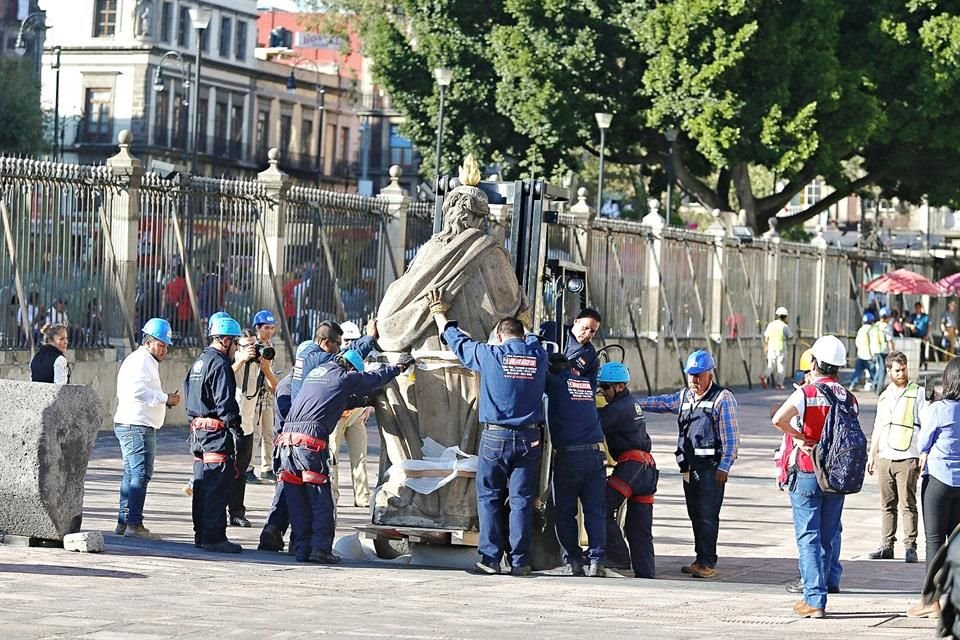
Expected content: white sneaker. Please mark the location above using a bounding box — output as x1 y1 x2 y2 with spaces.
863 382 872 392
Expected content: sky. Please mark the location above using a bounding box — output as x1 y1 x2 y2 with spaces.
256 0 304 11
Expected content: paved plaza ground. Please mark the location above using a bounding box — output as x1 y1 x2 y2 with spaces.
0 381 946 639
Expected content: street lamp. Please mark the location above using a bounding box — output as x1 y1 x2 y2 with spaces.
433 67 453 182
51 46 61 160
286 59 326 184
595 112 613 216
14 12 47 57
188 7 212 175
665 127 679 220
152 51 191 149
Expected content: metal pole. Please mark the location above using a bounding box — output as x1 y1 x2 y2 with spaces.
666 141 674 219
317 87 325 184
52 46 61 161
597 128 606 215
191 30 204 174
434 84 446 181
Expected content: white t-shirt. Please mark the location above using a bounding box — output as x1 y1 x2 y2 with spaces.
114 346 168 428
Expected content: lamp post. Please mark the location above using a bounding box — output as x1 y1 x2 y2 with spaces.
51 46 61 160
286 59 325 186
433 67 453 182
594 112 613 216
15 13 52 156
188 7 211 175
152 51 191 151
14 11 47 56
664 127 678 220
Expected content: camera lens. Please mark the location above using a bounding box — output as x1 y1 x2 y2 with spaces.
260 345 276 361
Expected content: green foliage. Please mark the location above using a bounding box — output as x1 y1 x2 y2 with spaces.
779 225 813 244
0 59 43 155
309 0 960 232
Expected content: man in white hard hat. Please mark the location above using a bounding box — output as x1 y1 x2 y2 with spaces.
328 321 373 508
761 306 794 390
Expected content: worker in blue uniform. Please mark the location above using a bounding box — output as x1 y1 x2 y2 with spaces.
598 361 658 578
279 349 414 562
426 289 548 577
184 315 244 553
545 353 607 577
564 308 602 384
292 319 379 400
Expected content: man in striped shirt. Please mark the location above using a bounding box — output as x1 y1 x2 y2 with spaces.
636 350 739 578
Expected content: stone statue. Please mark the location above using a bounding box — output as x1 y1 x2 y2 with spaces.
134 0 152 39
372 155 528 531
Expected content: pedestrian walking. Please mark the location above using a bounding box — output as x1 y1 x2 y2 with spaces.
866 351 925 563
113 318 180 539
761 306 794 389
871 307 894 393
637 349 739 579
845 312 876 391
427 289 548 576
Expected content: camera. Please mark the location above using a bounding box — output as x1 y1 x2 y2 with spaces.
255 343 276 361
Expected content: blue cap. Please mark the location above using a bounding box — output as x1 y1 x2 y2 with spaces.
879 306 891 317
597 362 630 384
209 317 241 338
342 350 364 372
862 311 876 323
683 350 716 375
253 309 277 326
141 318 173 345
207 311 232 335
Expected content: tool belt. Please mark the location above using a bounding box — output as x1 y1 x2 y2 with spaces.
275 431 327 452
191 417 226 432
278 469 328 485
193 451 229 464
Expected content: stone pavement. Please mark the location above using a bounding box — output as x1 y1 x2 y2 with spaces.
0 384 944 639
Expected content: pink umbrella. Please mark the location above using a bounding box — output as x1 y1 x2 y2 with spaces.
863 268 942 295
937 273 960 296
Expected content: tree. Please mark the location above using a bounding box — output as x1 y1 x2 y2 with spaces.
0 58 44 156
309 0 960 232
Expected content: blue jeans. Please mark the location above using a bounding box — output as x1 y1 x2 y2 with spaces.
682 465 725 568
477 426 542 568
845 358 875 388
873 354 889 393
114 424 157 527
789 471 845 609
552 448 607 565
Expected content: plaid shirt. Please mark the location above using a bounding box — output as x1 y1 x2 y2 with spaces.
638 385 740 473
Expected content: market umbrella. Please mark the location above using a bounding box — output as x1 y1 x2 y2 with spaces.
937 273 960 296
863 268 942 295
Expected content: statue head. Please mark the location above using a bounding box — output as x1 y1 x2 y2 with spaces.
437 155 489 241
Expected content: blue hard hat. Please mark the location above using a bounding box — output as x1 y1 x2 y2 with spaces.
684 350 716 375
862 311 876 323
141 318 173 345
207 311 232 335
296 340 314 357
879 306 891 317
209 316 242 338
342 350 364 372
597 362 630 384
253 309 277 326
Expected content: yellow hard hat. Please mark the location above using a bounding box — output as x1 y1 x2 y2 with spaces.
799 348 815 372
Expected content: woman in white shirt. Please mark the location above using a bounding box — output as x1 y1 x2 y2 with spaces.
29 324 69 384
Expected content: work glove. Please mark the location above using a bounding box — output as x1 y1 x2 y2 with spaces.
397 352 416 371
426 290 449 315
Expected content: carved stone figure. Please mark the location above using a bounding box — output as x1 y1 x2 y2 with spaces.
372 156 527 530
134 0 152 39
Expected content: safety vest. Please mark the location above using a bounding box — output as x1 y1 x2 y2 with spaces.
676 383 725 469
765 319 788 353
869 321 889 354
882 382 921 453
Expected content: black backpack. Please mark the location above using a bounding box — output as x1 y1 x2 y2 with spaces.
810 383 868 494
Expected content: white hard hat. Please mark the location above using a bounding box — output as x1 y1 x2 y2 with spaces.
811 335 846 367
775 306 788 317
340 321 362 340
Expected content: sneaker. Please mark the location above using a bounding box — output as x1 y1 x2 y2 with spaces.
793 600 825 618
905 548 919 563
867 546 893 560
183 483 193 497
585 562 606 578
114 523 127 535
203 540 243 554
510 565 532 577
259 470 277 483
907 599 941 618
680 562 700 574
307 549 341 564
257 524 285 552
785 578 803 594
123 525 160 540
230 515 252 528
688 564 716 579
473 560 502 575
562 562 585 576
354 499 371 508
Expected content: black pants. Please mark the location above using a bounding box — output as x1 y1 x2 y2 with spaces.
922 474 960 573
228 433 253 519
191 459 232 545
682 465 725 569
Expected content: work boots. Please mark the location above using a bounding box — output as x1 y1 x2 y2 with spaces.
257 524 285 552
203 540 243 554
867 546 894 560
307 549 341 564
124 525 160 540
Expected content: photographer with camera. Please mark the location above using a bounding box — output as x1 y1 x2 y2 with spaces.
250 310 280 482
229 327 278 527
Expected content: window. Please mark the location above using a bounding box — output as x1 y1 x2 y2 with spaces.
280 113 292 154
301 118 313 157
197 97 209 153
214 101 227 154
235 21 247 61
177 7 190 48
230 103 244 157
154 90 169 145
340 126 349 163
84 88 113 143
200 25 210 53
173 93 187 149
256 109 269 152
219 17 232 57
160 2 173 42
389 124 413 167
93 0 118 37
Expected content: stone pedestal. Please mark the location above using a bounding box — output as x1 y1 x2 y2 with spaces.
0 381 104 540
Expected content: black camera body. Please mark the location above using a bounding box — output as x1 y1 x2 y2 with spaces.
255 343 276 361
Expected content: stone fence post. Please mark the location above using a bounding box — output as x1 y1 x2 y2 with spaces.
105 130 143 347
641 200 665 338
256 149 290 335
378 165 410 292
568 187 594 269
